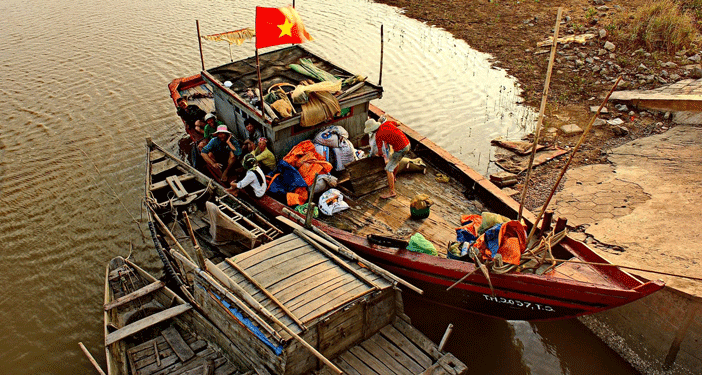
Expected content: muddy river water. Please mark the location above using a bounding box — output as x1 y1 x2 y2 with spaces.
0 0 637 373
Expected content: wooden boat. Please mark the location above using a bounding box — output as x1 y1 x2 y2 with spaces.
103 256 250 375
144 140 468 375
166 45 664 321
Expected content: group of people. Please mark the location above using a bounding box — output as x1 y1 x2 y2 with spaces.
177 97 411 201
176 97 275 198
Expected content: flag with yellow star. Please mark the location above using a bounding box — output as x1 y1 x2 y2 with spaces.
255 6 313 49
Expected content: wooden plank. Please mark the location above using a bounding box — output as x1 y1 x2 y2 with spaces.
161 326 195 362
105 304 192 346
348 346 397 375
379 325 432 370
392 317 442 361
166 176 188 198
334 357 363 375
245 247 325 285
296 282 373 322
420 353 467 375
104 281 165 311
285 274 358 312
339 351 379 375
150 149 166 162
270 265 346 304
367 333 424 374
319 302 364 359
151 173 195 191
149 348 217 375
151 159 180 176
360 336 414 375
233 235 305 269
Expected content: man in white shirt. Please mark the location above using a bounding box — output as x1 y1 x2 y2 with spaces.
226 154 267 198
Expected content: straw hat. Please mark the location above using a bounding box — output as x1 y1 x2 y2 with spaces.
364 119 381 134
213 125 231 135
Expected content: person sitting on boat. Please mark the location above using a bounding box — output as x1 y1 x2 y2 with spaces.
201 125 243 182
250 137 276 174
197 113 224 151
176 97 206 132
364 117 410 199
242 118 263 153
226 154 267 198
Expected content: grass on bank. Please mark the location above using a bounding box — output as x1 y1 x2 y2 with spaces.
610 0 701 54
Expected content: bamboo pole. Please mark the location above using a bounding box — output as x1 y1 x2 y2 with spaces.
255 49 266 121
146 205 196 265
182 211 206 270
526 76 622 244
203 260 343 375
196 20 205 71
379 24 384 86
522 256 702 282
278 211 424 295
223 258 307 331
518 7 563 222
78 342 107 375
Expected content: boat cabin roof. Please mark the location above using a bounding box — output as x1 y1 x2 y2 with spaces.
205 45 382 105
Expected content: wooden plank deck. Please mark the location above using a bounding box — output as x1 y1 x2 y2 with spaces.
324 157 482 258
217 233 392 327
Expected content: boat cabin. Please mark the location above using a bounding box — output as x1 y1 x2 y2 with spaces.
201 45 383 160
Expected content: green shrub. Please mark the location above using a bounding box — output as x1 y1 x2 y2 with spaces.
610 0 700 54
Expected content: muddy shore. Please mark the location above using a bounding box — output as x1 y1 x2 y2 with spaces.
373 0 696 211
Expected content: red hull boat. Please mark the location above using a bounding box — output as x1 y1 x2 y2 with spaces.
165 46 663 321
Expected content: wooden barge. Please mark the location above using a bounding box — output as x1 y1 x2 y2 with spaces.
167 45 664 321
144 140 468 375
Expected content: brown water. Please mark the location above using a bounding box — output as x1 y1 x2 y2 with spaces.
0 0 637 374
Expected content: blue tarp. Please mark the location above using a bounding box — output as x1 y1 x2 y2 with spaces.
267 160 308 201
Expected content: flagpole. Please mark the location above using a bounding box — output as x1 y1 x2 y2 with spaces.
196 20 205 71
255 49 266 121
379 24 384 86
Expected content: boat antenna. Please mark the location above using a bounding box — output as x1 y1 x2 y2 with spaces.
517 7 562 222
196 20 205 71
379 24 384 86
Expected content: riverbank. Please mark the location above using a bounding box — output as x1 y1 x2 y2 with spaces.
373 0 701 211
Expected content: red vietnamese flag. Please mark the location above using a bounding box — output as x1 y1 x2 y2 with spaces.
255 6 313 49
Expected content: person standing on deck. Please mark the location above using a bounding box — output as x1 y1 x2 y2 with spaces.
364 117 411 199
176 97 206 133
201 125 243 182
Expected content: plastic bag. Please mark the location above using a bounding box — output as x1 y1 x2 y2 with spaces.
407 233 437 256
318 188 349 216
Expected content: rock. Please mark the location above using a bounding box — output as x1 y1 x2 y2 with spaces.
615 104 628 112
629 110 636 116
692 67 702 79
645 75 655 82
670 73 681 81
561 124 584 135
575 59 585 67
590 17 599 25
596 5 609 11
599 29 607 38
614 5 623 11
604 41 615 51
660 70 669 77
593 118 607 127
612 125 629 136
607 118 624 125
664 112 671 120
593 0 605 5
590 106 609 113
688 54 701 62
661 61 677 68
598 48 607 56
609 53 616 60
585 57 594 64
638 63 648 71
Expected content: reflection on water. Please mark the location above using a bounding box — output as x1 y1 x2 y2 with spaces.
0 0 630 374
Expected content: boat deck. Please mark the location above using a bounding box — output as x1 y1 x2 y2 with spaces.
324 156 483 258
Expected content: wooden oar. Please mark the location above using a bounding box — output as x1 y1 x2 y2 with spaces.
78 342 106 375
182 211 206 269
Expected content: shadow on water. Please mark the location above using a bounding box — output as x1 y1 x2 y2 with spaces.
403 293 639 375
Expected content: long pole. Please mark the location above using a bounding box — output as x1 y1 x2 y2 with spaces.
518 7 562 222
196 20 205 71
526 76 622 244
255 49 266 121
379 24 384 86
78 342 107 375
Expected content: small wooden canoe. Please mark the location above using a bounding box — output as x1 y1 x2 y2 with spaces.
103 256 250 375
165 45 664 321
144 140 468 375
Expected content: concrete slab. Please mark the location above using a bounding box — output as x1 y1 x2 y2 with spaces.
552 124 702 296
560 123 583 135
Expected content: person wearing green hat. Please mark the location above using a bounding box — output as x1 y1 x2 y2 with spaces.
226 153 267 198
